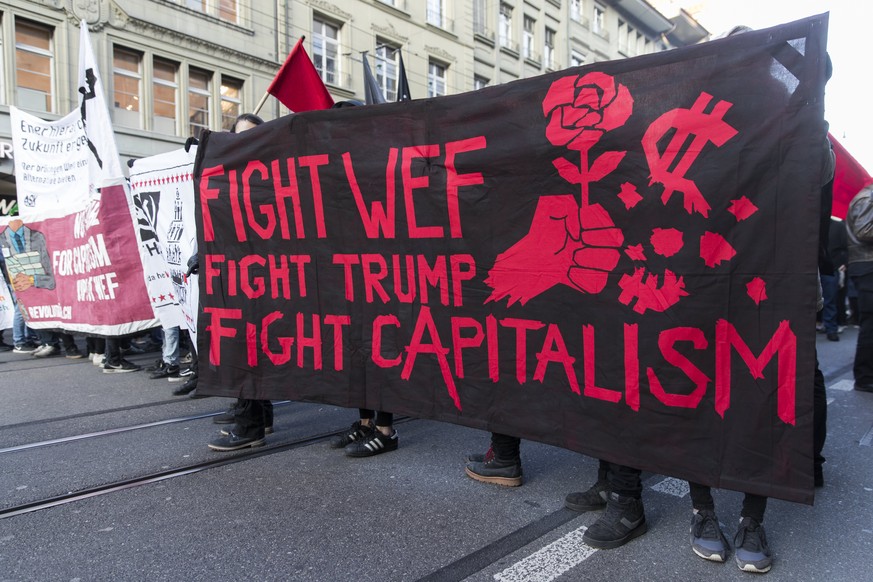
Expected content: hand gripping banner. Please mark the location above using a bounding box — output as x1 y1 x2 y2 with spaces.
195 16 830 503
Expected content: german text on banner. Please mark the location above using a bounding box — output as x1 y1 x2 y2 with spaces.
129 148 200 340
195 16 829 503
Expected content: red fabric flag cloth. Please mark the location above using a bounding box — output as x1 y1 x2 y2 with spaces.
267 37 334 112
830 133 873 219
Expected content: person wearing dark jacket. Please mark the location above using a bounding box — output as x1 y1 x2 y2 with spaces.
846 184 873 393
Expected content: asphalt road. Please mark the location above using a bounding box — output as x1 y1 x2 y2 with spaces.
0 328 870 582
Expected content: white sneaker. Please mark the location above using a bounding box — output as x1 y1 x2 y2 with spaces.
33 344 59 358
93 354 106 367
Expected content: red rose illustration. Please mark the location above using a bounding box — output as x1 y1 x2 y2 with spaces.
542 71 634 152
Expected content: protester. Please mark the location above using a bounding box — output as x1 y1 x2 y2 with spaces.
827 217 849 335
331 410 399 457
846 183 873 393
325 100 399 459
149 325 181 380
33 330 84 359
208 113 276 452
102 336 141 373
581 463 647 550
465 433 522 487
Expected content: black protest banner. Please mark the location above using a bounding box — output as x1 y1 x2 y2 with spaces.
194 16 828 503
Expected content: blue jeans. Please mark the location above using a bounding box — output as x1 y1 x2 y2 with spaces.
12 302 38 347
820 273 839 334
162 326 180 366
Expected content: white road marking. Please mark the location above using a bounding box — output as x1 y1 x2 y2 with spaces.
829 379 854 392
860 426 873 447
650 477 690 497
493 526 596 582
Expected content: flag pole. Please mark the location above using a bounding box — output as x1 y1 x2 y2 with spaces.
255 35 306 116
253 91 270 116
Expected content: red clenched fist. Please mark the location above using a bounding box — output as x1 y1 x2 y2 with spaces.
486 195 624 305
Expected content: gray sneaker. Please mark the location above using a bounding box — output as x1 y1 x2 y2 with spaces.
690 509 729 562
734 517 772 573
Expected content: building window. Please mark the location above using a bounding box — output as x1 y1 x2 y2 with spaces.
544 28 556 69
218 0 238 23
15 19 53 113
593 4 606 35
220 76 242 131
473 0 487 36
312 18 340 86
499 4 513 49
427 0 443 27
570 0 583 23
428 61 446 98
185 0 239 24
474 75 489 91
571 50 585 68
523 16 535 60
188 67 211 139
113 47 142 128
375 44 399 102
153 58 178 135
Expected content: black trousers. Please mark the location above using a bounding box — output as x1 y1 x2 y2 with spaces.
233 399 274 439
359 409 393 426
607 463 642 498
688 482 768 523
851 268 873 386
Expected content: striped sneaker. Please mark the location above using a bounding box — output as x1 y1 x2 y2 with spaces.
330 420 375 449
344 429 398 457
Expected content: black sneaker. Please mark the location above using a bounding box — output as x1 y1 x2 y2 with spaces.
65 347 86 359
345 429 398 457
172 376 198 396
144 358 164 372
465 445 494 464
103 359 141 373
690 509 729 562
565 479 610 512
734 517 772 573
0 342 13 352
583 492 647 549
213 405 241 424
13 343 39 354
149 362 180 380
207 432 265 451
465 456 523 487
330 420 375 449
220 425 273 436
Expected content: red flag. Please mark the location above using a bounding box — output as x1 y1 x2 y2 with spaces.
267 37 334 112
830 133 873 219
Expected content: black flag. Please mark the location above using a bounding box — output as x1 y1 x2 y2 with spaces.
362 51 387 105
396 51 411 102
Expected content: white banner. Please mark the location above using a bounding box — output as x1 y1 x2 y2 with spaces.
77 21 125 188
129 147 199 344
10 108 91 219
4 22 159 335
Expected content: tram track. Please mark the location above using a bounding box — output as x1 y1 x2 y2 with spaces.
0 415 416 521
0 427 337 520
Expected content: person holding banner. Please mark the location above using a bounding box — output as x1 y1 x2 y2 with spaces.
208 113 275 452
331 410 398 458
